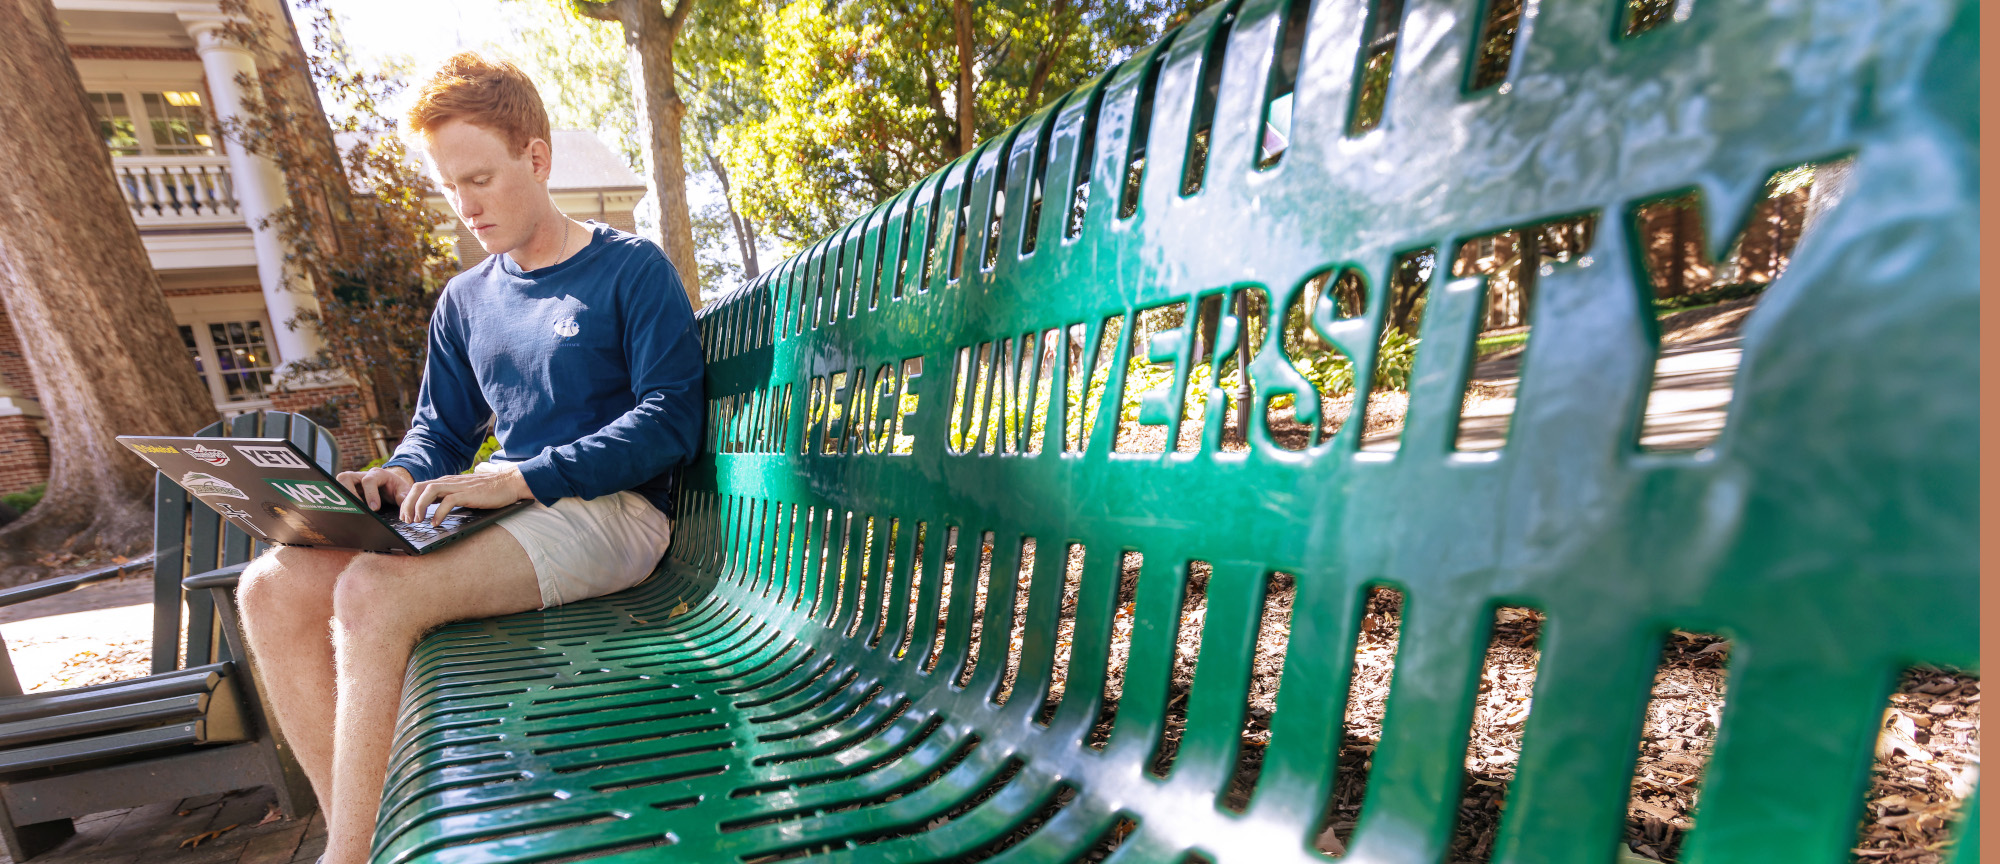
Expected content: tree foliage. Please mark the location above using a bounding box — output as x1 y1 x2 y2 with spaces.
498 0 642 173
222 0 456 429
722 0 1213 246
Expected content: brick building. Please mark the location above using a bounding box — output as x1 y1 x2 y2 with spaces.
0 0 645 494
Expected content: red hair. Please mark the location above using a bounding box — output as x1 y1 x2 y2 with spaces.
405 51 550 151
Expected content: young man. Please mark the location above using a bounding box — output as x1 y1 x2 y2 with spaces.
234 52 703 864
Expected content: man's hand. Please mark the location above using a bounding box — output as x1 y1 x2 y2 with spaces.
400 463 534 526
336 465 415 512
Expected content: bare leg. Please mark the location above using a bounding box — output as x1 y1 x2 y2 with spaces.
321 527 541 864
236 545 360 810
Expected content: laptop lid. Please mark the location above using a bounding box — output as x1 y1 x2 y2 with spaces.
119 435 418 553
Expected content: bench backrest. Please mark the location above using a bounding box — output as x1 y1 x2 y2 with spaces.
679 0 1976 861
152 410 337 674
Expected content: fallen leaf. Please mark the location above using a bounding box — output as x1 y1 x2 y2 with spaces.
253 803 283 827
1632 800 1680 824
1879 711 1933 762
669 601 690 617
179 824 238 849
1313 826 1346 855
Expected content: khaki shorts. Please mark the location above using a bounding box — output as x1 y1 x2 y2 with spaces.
474 463 673 609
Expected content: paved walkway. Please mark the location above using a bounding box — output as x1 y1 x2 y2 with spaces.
0 786 322 864
1452 334 1741 452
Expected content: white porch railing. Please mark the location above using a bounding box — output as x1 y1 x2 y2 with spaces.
112 155 243 227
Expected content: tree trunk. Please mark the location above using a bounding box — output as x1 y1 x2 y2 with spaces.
708 153 759 279
0 0 219 581
608 0 703 309
952 0 978 156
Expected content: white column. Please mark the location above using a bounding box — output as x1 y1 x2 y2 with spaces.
179 13 325 380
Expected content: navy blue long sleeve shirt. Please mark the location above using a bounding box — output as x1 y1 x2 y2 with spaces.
385 222 704 515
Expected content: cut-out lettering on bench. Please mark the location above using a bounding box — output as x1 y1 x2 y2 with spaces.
1634 159 1849 452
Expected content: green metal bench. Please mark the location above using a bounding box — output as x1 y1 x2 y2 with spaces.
368 0 1977 861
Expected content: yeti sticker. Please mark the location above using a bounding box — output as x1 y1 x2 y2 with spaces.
181 445 229 466
181 472 248 500
265 479 363 513
235 444 308 470
553 316 580 338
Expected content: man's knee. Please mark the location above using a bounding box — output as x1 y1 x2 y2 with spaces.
330 556 427 641
238 546 342 621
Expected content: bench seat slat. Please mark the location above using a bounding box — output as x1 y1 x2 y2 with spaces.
0 721 209 774
0 663 225 726
0 693 207 750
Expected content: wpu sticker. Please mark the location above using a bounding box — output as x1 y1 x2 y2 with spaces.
264 479 362 513
236 444 308 470
181 472 248 500
181 445 229 466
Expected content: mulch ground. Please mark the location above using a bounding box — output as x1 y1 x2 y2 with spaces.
862 528 1977 862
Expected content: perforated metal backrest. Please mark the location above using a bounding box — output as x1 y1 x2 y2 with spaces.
150 410 338 673
675 0 1975 860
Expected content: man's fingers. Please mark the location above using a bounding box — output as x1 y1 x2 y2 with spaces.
359 475 381 511
336 472 362 497
430 493 458 527
400 480 429 523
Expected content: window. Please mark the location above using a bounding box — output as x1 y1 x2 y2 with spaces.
143 91 212 154
179 319 275 407
88 89 213 156
90 92 139 156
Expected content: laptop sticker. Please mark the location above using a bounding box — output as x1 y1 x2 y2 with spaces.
129 442 176 455
235 444 309 470
262 501 332 544
265 479 363 513
182 445 230 466
214 501 261 532
181 472 249 499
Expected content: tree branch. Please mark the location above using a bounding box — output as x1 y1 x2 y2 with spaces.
664 0 697 43
1026 0 1076 107
569 0 622 23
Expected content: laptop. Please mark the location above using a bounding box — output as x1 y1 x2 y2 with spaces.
117 435 530 555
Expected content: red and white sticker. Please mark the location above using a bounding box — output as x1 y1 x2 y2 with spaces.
182 445 230 467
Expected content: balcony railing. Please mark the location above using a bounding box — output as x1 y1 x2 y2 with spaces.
113 155 242 227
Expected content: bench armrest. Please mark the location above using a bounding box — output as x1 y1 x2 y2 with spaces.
0 554 156 609
182 562 250 593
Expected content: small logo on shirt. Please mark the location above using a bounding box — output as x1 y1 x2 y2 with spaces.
553 316 580 338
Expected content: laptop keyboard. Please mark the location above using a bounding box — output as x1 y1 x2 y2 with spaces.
392 513 474 545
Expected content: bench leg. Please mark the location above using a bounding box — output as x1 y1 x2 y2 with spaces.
0 795 72 863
